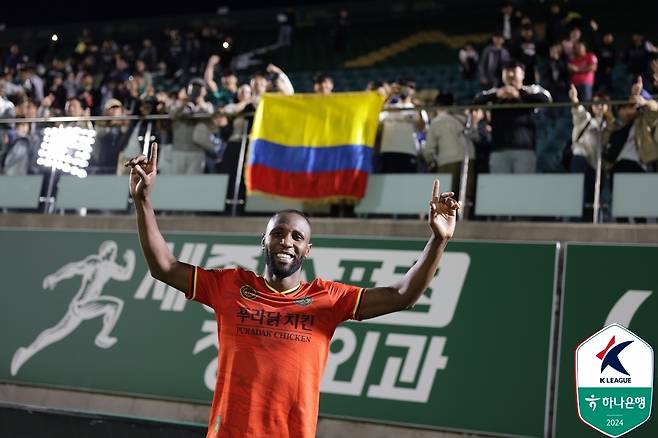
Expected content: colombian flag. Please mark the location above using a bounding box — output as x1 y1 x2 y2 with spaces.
245 92 386 202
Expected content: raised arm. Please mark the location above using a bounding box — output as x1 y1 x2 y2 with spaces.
204 55 220 94
124 143 190 293
358 180 460 320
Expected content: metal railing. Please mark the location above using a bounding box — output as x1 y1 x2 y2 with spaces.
0 98 655 222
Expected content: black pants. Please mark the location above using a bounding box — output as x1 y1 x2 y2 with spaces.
570 155 596 221
380 152 417 173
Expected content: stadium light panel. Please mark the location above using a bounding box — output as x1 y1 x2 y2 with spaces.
36 125 96 178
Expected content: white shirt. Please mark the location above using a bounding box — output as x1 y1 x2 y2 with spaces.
617 125 646 170
379 102 420 155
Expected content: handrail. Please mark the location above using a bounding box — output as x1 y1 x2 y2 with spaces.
0 98 649 125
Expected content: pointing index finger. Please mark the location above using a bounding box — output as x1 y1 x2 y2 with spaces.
149 143 158 169
431 179 440 199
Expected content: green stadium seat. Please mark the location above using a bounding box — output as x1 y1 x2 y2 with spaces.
355 173 452 215
245 193 330 214
56 175 129 210
475 174 584 217
0 175 44 209
150 175 229 212
612 174 658 217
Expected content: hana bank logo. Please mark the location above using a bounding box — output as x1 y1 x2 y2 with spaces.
575 324 654 437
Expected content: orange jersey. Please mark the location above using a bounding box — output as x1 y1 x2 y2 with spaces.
187 266 365 438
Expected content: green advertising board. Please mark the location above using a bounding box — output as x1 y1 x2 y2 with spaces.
554 244 657 438
0 229 557 438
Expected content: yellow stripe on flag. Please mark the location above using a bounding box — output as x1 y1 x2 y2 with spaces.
251 92 386 148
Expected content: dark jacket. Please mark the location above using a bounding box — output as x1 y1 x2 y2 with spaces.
473 84 552 151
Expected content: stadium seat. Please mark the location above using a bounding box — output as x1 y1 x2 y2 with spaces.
245 193 331 214
475 174 584 217
56 175 129 211
612 173 658 218
150 175 229 212
0 175 44 209
355 173 452 215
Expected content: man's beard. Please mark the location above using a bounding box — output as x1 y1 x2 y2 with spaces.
265 248 304 279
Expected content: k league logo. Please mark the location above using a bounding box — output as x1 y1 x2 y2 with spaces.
575 323 654 437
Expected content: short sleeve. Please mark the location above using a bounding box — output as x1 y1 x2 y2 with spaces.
186 266 235 309
326 281 365 323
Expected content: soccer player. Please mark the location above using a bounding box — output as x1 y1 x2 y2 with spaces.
125 143 460 438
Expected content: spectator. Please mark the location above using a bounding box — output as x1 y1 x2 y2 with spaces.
50 72 69 114
168 78 214 174
166 29 186 79
568 42 598 102
473 60 552 173
276 9 295 47
458 44 479 80
366 79 391 97
107 55 131 83
114 76 141 115
250 64 293 107
17 64 44 103
567 85 614 220
2 68 23 98
545 3 565 45
138 38 158 71
568 27 582 47
92 99 130 174
1 120 39 175
99 39 119 74
623 34 658 81
224 83 255 116
223 83 254 205
193 108 231 173
561 38 575 60
4 44 28 71
512 26 539 85
313 73 334 94
119 96 164 174
0 80 17 119
378 79 424 173
544 42 569 104
498 2 521 44
77 73 101 115
63 71 79 100
204 55 238 107
424 92 480 201
594 32 617 94
73 28 93 64
64 97 91 126
184 32 201 74
603 78 658 175
45 58 67 92
479 34 510 89
133 59 153 95
650 57 658 94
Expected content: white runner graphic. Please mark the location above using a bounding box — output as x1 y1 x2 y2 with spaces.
10 241 135 375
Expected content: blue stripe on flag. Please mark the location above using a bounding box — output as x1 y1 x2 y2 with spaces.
248 139 373 173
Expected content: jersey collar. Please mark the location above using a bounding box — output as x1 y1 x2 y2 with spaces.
263 279 301 295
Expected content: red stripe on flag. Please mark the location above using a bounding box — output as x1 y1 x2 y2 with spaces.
246 164 369 199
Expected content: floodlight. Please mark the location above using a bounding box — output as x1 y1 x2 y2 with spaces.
36 125 96 178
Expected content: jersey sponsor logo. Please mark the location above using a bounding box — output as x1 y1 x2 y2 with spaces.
240 285 258 301
294 297 313 307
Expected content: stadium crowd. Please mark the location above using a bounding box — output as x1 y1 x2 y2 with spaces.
0 1 657 220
